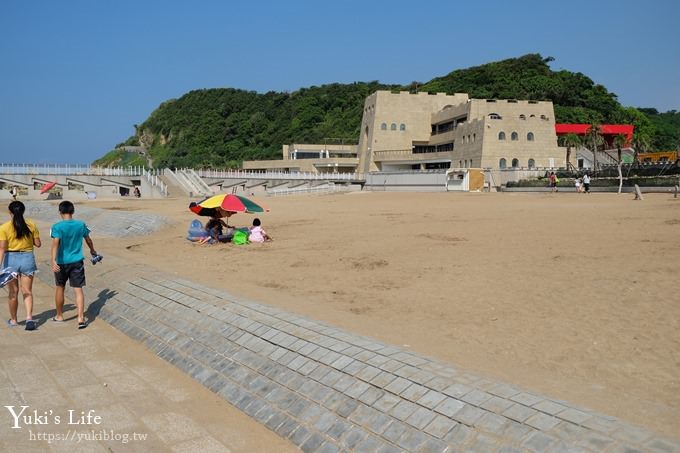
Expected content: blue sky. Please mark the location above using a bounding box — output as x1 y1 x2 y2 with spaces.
1 0 678 164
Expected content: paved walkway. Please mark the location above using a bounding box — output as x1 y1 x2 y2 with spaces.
44 254 678 453
24 202 170 238
0 274 297 452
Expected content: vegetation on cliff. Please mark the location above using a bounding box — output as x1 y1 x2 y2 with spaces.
94 54 677 168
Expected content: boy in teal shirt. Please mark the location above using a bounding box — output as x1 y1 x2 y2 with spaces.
51 201 98 329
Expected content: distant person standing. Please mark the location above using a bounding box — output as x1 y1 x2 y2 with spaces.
9 186 18 201
133 186 141 198
549 172 558 193
51 201 98 329
583 173 591 193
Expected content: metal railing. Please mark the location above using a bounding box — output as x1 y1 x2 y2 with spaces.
181 168 213 195
143 169 168 197
0 164 147 176
267 183 346 197
194 169 360 181
372 149 453 162
172 169 203 196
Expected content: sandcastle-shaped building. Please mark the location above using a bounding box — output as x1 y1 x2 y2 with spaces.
242 91 563 174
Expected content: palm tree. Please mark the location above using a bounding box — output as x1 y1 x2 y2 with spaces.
627 131 651 178
613 134 628 194
559 133 581 171
614 134 627 163
586 123 605 172
631 131 650 166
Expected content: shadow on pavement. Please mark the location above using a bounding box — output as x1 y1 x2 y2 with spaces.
86 288 117 322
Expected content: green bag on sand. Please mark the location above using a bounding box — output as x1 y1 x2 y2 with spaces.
232 230 248 245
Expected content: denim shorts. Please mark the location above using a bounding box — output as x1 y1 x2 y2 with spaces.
2 251 38 276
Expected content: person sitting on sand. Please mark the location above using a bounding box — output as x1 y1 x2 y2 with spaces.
248 218 272 243
205 217 230 243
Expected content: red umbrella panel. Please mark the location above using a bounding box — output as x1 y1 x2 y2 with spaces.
40 181 57 194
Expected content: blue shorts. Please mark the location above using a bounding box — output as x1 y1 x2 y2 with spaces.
2 251 38 277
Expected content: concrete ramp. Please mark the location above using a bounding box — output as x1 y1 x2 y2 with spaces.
25 202 171 237
86 260 680 453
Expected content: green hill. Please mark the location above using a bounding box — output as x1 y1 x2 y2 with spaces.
637 108 680 151
94 54 676 168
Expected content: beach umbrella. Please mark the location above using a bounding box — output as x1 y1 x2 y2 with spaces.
40 181 57 194
189 194 268 218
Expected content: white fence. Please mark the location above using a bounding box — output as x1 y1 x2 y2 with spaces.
143 169 168 197
0 164 148 176
267 183 346 197
194 169 359 181
0 165 361 181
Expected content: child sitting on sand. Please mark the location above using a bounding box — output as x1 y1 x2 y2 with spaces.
248 218 272 243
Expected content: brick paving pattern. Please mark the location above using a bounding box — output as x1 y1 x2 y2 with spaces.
65 259 680 453
1 274 296 452
24 202 170 238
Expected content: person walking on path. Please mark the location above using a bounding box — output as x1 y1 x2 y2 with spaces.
583 173 591 193
50 201 98 329
0 201 41 330
549 172 559 193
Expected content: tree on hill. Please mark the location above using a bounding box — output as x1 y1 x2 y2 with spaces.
638 108 680 151
418 54 621 124
586 123 605 171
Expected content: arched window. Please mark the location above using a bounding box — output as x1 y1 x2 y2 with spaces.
498 131 506 140
529 114 536 118
390 123 397 131
488 113 502 120
540 115 547 120
459 160 463 167
528 158 535 168
400 123 406 131
511 132 518 141
512 158 519 168
499 158 507 169
380 123 387 130
519 114 526 120
472 133 476 142
527 132 534 141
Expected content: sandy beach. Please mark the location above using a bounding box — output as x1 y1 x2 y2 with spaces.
28 191 680 438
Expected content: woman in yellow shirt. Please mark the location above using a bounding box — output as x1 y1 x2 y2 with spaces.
0 201 41 330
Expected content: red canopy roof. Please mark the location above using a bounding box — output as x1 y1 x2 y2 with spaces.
555 124 634 146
